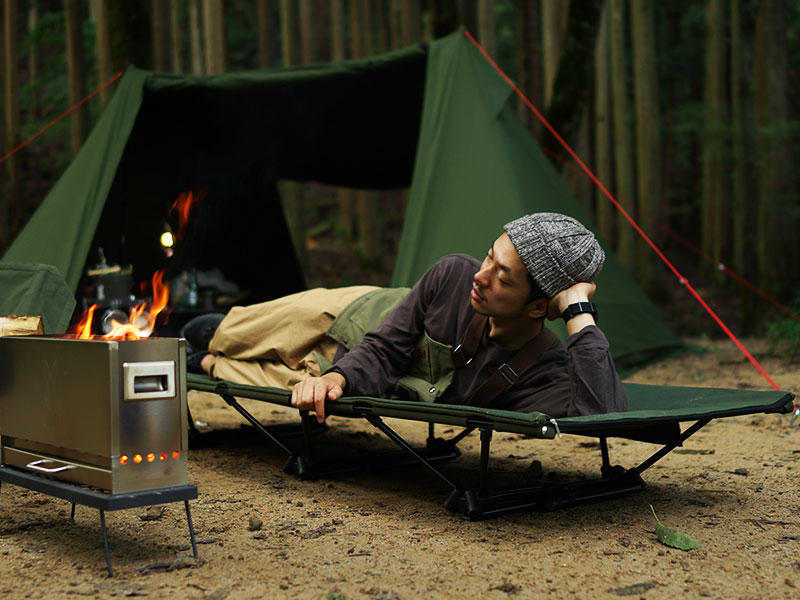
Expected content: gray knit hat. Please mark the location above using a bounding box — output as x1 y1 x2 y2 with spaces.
504 213 605 298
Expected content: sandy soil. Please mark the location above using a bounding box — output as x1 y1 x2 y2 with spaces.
0 338 798 600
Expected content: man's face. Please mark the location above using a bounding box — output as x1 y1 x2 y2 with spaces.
470 233 545 320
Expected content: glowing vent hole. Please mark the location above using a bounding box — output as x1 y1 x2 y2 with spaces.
159 453 167 461
172 451 180 459
120 456 129 465
146 453 155 463
133 454 143 464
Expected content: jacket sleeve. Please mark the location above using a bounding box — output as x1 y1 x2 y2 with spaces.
326 257 453 397
493 326 627 417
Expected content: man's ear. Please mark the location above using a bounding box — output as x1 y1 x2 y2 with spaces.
527 298 548 319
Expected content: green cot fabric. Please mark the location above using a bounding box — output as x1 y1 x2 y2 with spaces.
0 262 76 334
187 373 793 443
3 30 679 368
393 32 681 368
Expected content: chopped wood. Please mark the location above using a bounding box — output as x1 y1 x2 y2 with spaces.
0 315 44 336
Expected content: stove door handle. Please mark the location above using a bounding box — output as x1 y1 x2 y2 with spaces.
25 459 76 474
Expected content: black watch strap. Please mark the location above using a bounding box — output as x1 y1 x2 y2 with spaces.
561 301 598 324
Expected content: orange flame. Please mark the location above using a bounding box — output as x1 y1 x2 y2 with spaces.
170 189 206 241
70 270 170 340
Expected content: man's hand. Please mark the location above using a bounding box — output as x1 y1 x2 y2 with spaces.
291 372 346 423
547 282 597 332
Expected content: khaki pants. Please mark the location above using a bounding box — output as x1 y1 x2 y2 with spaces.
207 286 378 388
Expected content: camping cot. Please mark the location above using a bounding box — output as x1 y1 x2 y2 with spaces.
187 373 794 520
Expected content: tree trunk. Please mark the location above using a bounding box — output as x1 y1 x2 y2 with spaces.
280 0 295 67
477 0 495 55
152 0 171 71
631 0 663 293
189 0 204 75
64 0 87 158
516 0 542 137
401 0 421 46
350 0 379 263
457 0 477 34
330 0 354 236
170 0 181 72
609 0 635 272
389 0 402 49
701 0 728 283
299 0 314 63
1 3 10 250
541 0 569 109
257 0 274 68
27 1 38 118
594 1 613 243
95 0 112 107
203 0 225 74
541 0 603 160
755 0 794 298
730 0 748 277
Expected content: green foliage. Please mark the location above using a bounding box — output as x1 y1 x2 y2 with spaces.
766 293 800 356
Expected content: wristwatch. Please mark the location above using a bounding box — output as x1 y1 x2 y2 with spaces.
561 301 598 324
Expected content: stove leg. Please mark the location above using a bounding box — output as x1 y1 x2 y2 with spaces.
99 510 113 577
184 500 198 559
70 503 76 520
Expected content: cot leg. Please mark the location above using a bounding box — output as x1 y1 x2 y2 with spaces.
71 503 76 520
478 428 493 498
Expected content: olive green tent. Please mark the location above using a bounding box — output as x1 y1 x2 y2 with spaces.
2 30 680 365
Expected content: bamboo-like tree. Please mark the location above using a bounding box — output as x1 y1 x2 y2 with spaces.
516 0 542 137
27 0 38 118
631 0 663 293
350 0 379 263
203 0 225 74
729 0 748 278
477 0 495 55
65 0 88 157
594 1 614 243
152 0 171 72
0 3 8 250
95 0 112 108
257 0 274 69
609 0 635 272
542 0 569 109
189 0 204 75
701 0 728 282
401 0 421 47
170 0 181 73
755 0 795 297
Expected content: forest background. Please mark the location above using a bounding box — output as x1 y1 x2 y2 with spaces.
1 0 799 343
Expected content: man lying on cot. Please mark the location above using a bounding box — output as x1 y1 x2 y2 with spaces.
185 213 627 423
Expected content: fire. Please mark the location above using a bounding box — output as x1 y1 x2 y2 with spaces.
71 270 170 340
170 189 206 241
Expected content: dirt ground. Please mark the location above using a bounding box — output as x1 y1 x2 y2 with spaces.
0 337 798 600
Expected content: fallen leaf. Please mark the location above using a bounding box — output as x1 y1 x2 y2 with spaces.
650 505 701 551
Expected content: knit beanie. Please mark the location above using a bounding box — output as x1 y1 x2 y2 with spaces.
504 213 605 298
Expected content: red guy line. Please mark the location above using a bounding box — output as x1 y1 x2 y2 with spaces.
0 72 123 166
464 30 782 392
540 146 800 322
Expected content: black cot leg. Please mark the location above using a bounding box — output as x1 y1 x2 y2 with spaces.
99 510 113 577
478 428 493 497
70 503 76 520
184 500 198 559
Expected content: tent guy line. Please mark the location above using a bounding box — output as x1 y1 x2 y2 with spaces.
0 72 123 167
462 30 783 395
540 145 800 324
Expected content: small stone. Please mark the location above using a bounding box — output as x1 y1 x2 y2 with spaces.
139 506 164 522
248 517 263 531
733 468 749 476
